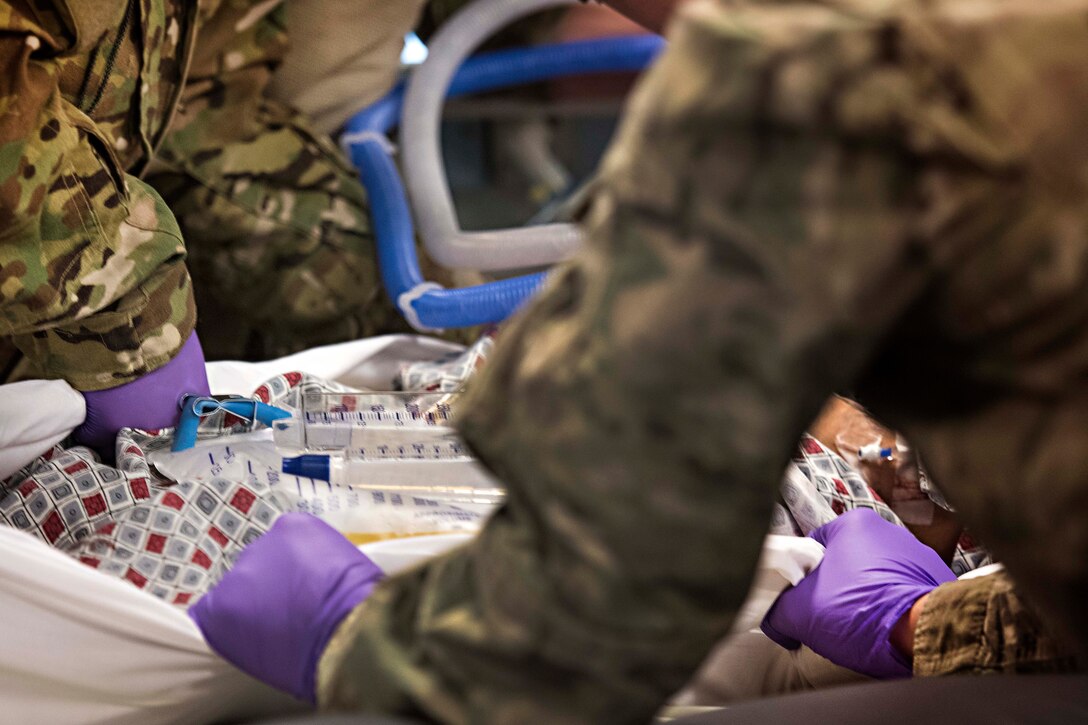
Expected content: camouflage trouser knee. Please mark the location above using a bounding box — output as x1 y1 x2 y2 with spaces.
144 0 408 361
146 96 410 360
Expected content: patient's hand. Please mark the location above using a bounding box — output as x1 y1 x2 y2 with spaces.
810 397 963 562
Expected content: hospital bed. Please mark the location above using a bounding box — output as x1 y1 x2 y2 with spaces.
2 331 862 723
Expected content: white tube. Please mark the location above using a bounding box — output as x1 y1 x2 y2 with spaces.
401 0 584 271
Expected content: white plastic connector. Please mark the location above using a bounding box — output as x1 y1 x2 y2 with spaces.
339 130 397 158
397 282 445 332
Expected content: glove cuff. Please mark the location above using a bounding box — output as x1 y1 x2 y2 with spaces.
300 557 383 703
760 595 802 650
869 587 933 679
74 331 209 453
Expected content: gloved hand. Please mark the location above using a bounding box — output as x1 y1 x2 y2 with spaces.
190 513 383 703
761 508 956 679
74 332 210 453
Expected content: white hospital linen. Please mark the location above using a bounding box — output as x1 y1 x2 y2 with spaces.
0 380 85 480
0 526 301 725
206 334 464 395
0 526 473 725
0 516 831 722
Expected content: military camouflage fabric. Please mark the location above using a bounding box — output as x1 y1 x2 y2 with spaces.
915 571 1080 676
0 0 197 390
314 0 1088 721
2 0 416 383
143 0 411 361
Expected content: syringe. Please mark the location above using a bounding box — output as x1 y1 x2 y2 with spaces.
282 453 501 489
272 391 462 453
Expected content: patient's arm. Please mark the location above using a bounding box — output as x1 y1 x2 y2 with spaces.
810 396 963 562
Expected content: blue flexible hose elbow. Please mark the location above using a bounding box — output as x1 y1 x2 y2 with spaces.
351 134 548 329
344 36 664 330
411 274 550 329
348 139 422 296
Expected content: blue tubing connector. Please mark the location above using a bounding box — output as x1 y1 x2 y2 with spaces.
343 35 665 330
172 395 292 452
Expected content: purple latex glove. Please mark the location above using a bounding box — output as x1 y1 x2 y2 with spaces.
74 332 210 453
761 508 956 679
190 513 383 703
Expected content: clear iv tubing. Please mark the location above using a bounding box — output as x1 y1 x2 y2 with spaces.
342 33 664 329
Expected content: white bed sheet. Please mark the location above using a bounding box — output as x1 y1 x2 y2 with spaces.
0 526 299 725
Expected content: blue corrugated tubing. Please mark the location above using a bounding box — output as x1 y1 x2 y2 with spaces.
343 35 665 329
349 139 551 329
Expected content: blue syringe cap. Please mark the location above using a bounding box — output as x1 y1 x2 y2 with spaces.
282 455 332 481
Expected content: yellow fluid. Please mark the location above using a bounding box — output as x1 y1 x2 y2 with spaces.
345 531 450 545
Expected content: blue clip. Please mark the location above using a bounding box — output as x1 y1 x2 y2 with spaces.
172 394 293 452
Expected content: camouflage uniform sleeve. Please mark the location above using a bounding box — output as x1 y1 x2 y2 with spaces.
0 3 195 391
914 572 1082 676
310 1 1000 721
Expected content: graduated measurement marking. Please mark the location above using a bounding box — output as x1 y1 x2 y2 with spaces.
302 407 454 427
350 439 467 460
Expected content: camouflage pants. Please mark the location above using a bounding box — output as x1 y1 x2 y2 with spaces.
144 0 410 361
0 0 404 383
0 0 197 390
